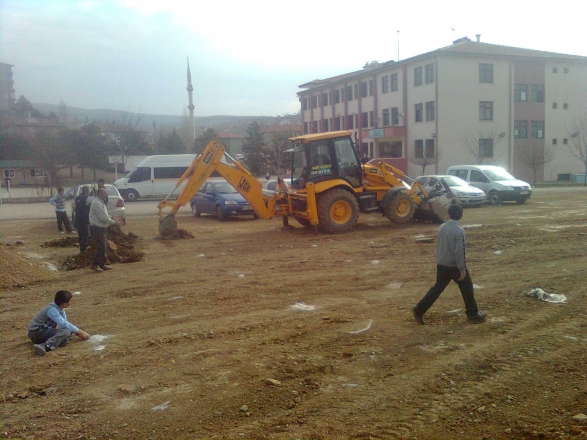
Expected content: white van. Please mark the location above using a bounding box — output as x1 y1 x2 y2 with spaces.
114 155 196 201
446 165 532 205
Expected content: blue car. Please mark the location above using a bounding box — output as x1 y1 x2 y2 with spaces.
190 179 257 221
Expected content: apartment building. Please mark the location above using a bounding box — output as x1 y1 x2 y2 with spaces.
298 37 587 182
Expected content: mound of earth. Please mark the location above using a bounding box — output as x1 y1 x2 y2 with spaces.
42 236 79 248
0 246 56 289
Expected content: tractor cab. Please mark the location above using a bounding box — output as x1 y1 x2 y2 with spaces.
289 131 362 190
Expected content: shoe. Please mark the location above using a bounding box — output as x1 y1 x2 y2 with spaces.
467 312 487 324
60 231 65 235
33 344 46 356
91 266 103 273
412 307 425 325
100 265 112 271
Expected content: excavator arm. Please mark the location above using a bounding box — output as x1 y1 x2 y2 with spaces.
157 139 283 238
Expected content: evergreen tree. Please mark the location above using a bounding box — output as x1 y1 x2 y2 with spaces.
194 127 219 154
241 121 267 176
157 128 187 154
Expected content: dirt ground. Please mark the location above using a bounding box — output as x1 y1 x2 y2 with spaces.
2 188 587 440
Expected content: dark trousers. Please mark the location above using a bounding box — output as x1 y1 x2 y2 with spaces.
28 327 72 351
56 211 72 233
416 265 479 316
90 225 108 267
77 223 89 252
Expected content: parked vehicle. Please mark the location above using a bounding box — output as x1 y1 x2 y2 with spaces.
262 178 292 196
190 179 257 221
71 183 125 225
415 175 486 207
446 165 532 205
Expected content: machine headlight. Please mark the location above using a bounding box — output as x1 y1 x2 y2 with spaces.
224 200 238 205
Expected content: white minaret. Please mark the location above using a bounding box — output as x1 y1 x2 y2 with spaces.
186 58 196 142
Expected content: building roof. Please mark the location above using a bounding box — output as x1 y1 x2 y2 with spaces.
298 38 587 94
0 160 41 168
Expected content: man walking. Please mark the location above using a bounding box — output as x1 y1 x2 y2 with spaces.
412 204 486 324
74 186 91 253
28 290 90 356
89 188 123 272
49 187 73 235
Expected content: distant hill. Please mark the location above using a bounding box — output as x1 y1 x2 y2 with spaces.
32 103 299 133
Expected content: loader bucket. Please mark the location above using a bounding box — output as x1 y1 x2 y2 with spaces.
415 193 455 223
159 215 179 239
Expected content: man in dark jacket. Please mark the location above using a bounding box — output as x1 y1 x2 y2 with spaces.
74 186 91 252
412 204 486 325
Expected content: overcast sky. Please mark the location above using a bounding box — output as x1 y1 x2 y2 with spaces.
1 0 586 117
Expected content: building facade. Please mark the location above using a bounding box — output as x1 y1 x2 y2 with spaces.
298 38 587 182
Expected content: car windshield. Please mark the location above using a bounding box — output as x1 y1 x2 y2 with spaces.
484 168 515 181
215 183 237 194
442 176 468 187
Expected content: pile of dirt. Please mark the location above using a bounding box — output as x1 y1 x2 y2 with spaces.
63 226 144 270
0 246 56 289
41 237 79 248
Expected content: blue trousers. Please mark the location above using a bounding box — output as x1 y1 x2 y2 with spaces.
28 327 72 351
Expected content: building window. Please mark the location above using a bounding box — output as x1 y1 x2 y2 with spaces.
368 80 374 96
552 138 558 145
553 102 558 109
380 141 403 158
381 76 389 93
334 117 341 130
479 63 493 83
303 98 308 111
425 101 435 121
311 95 318 109
415 103 423 122
391 108 399 126
425 139 435 158
382 109 390 126
361 112 368 128
414 140 424 158
564 103 569 110
354 84 358 99
563 138 568 145
31 168 46 177
355 114 359 128
390 73 398 92
304 122 309 134
4 169 15 178
553 67 558 73
479 138 493 158
563 67 569 73
347 115 354 129
334 89 340 104
311 121 318 133
414 66 423 86
515 84 527 102
369 111 375 127
346 85 353 101
323 119 329 132
531 85 545 103
479 101 493 120
531 121 544 139
322 93 329 107
514 120 528 139
425 63 434 84
361 82 368 98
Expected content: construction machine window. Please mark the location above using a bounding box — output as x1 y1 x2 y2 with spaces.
309 143 333 178
334 138 361 187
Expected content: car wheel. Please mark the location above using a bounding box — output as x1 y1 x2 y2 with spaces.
488 191 501 205
125 189 139 202
191 203 201 217
215 205 225 221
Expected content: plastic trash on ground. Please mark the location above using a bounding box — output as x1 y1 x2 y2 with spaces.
525 287 567 304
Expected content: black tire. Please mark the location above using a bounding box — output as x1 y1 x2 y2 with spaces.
384 190 416 224
488 191 501 205
294 217 312 228
516 198 528 205
125 189 139 202
316 188 359 234
191 203 201 217
215 205 225 221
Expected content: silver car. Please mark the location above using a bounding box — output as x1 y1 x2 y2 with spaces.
416 175 486 207
71 183 126 225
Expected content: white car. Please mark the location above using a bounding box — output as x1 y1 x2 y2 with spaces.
70 183 126 225
415 175 486 207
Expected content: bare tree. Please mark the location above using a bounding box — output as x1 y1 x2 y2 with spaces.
564 113 587 186
460 126 504 164
519 144 555 185
409 150 438 175
102 109 146 174
267 132 293 176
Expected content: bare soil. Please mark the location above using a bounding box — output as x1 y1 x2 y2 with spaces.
2 188 587 439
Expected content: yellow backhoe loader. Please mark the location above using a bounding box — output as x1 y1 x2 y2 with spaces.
157 130 455 238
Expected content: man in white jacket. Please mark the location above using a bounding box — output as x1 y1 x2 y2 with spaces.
89 188 123 272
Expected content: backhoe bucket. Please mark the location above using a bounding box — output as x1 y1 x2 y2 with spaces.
159 215 179 239
414 179 458 223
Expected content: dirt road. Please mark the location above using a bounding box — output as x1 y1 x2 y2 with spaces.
1 188 587 439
